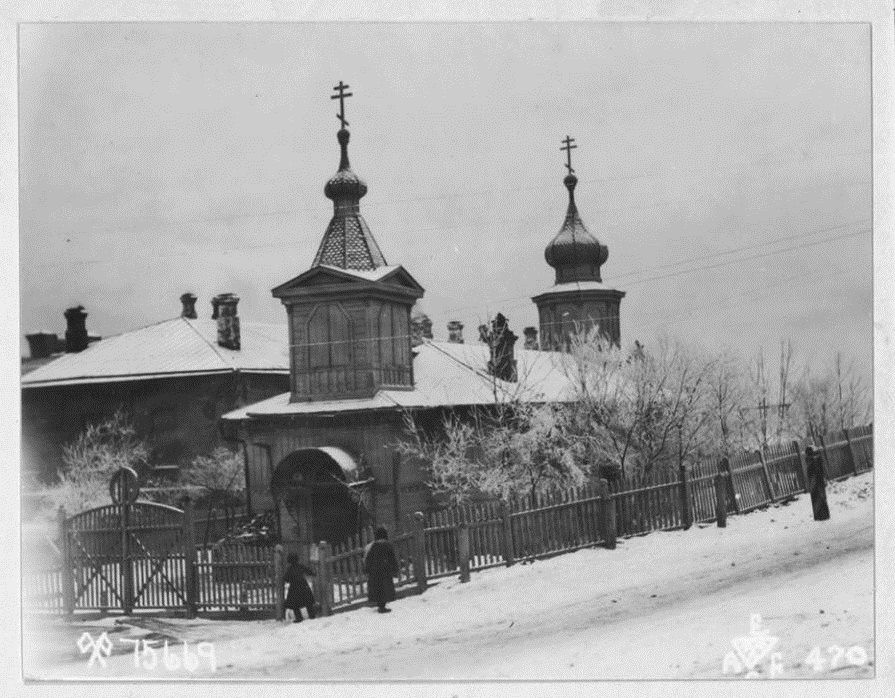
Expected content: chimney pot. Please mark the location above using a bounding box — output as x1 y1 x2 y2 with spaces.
523 326 539 350
411 313 434 347
63 306 89 353
447 320 465 344
180 292 198 319
25 332 59 360
213 293 240 350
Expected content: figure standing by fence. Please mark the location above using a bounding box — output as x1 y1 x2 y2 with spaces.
283 551 317 622
364 526 400 614
806 446 830 521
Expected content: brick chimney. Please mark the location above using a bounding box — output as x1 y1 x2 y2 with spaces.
213 293 240 350
180 292 198 319
411 313 434 347
25 332 59 359
523 326 539 350
485 313 518 382
63 306 89 353
447 320 465 344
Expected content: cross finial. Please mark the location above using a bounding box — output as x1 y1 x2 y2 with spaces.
560 135 577 174
331 80 353 129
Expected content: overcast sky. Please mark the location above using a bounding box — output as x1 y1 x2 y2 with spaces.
18 22 871 378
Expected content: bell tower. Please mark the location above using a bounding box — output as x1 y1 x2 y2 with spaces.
531 136 625 349
273 81 424 401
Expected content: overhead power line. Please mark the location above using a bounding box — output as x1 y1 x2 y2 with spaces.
283 226 870 350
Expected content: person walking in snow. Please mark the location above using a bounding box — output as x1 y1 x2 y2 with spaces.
364 526 400 613
283 551 317 622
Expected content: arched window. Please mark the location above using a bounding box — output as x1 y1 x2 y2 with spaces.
306 303 353 369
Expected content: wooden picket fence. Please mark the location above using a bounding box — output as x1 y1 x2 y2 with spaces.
194 542 278 613
312 424 873 613
26 425 873 618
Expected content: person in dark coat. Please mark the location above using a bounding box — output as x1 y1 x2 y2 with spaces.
283 551 317 622
364 526 400 613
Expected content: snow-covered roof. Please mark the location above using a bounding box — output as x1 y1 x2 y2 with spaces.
221 340 579 420
534 280 623 296
317 264 402 282
21 317 289 388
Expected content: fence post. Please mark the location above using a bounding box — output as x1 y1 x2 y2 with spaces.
500 501 515 566
598 479 617 549
720 457 739 515
238 583 249 616
317 541 334 616
714 472 728 528
457 523 471 583
181 496 198 618
57 506 74 616
273 544 285 621
843 429 861 476
819 434 832 478
678 464 692 529
805 446 831 521
120 498 134 615
793 440 810 493
756 449 775 503
410 512 428 593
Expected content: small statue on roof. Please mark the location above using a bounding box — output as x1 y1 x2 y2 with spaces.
483 313 518 383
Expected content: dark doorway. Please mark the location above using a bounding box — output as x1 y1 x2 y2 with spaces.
272 449 365 546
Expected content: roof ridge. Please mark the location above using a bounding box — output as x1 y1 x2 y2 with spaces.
81 315 184 345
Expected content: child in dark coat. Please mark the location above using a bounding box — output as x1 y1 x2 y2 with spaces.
363 526 400 613
283 551 317 622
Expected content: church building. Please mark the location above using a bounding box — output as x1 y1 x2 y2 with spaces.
531 136 625 350
221 85 627 552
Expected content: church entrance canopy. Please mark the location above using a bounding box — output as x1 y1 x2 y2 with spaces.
271 447 369 548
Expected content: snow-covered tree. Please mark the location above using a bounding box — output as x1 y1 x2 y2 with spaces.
42 410 150 514
562 329 716 477
792 353 872 444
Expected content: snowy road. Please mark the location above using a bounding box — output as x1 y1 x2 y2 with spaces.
30 473 873 681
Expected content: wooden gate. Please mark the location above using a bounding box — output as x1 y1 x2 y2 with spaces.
65 501 188 613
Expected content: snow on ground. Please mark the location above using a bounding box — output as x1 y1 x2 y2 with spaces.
27 473 874 681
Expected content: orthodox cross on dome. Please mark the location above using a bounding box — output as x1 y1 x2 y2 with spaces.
561 135 577 174
331 80 353 129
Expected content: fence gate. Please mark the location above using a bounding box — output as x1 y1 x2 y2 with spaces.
65 501 188 613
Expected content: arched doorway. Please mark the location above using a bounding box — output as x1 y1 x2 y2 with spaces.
271 448 368 547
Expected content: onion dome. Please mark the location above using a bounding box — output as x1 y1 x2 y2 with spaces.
313 128 387 270
544 173 609 284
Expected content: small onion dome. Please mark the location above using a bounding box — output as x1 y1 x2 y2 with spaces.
544 173 609 284
313 127 386 270
325 129 368 201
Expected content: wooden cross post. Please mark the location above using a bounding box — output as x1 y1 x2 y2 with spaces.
331 80 353 129
560 135 577 174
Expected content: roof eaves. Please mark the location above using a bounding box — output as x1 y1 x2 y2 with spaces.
21 368 234 389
